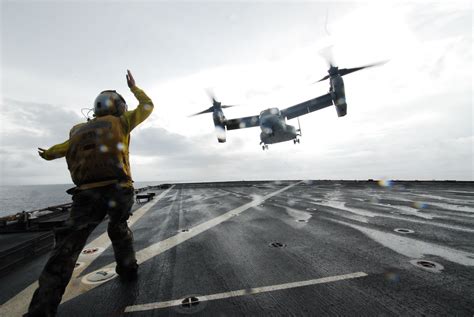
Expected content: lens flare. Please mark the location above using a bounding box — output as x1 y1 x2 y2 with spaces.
377 179 393 187
413 201 427 209
384 271 400 283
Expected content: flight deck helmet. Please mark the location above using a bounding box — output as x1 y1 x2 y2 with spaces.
93 90 128 117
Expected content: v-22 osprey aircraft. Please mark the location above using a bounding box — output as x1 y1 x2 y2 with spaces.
191 61 384 150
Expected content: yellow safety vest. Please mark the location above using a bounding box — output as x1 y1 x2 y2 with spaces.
66 115 131 186
42 86 153 190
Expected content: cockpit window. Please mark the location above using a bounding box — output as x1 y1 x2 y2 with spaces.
260 108 281 116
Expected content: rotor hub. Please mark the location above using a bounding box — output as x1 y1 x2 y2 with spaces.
328 65 339 76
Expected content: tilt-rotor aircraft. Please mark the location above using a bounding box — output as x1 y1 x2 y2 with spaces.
191 60 385 150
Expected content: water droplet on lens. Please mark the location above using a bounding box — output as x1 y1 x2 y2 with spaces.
413 201 427 209
99 145 108 153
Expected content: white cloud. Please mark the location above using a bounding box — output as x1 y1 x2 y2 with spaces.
1 1 472 184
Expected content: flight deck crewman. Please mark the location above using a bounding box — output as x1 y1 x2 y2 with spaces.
27 70 153 317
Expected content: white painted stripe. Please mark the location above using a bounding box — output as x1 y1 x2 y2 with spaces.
317 200 474 233
327 218 474 267
134 181 302 265
125 272 368 312
382 215 474 233
81 182 302 285
0 186 175 316
65 182 300 304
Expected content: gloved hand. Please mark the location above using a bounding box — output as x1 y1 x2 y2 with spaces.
38 147 47 159
126 70 136 89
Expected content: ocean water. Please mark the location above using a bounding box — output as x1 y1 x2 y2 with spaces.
0 181 164 218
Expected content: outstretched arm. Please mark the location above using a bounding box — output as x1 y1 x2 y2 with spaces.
38 140 69 160
123 70 154 133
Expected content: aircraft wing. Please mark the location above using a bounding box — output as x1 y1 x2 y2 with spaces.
281 93 333 120
225 115 260 130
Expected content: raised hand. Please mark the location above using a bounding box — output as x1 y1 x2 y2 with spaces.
126 69 136 88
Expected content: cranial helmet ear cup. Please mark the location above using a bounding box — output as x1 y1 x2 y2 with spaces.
114 92 128 114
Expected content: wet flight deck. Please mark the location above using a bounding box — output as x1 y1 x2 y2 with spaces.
1 180 473 316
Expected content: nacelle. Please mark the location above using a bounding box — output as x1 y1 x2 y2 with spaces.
213 109 226 143
330 75 347 117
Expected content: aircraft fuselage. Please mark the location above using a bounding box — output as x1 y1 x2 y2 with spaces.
259 108 299 145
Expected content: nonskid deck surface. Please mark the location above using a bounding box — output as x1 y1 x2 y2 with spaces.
1 181 473 316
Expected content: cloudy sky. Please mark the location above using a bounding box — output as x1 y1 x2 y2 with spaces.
1 0 472 185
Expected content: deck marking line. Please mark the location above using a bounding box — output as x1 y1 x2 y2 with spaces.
316 200 474 233
134 181 302 265
0 186 175 316
72 186 176 280
66 182 301 304
125 271 368 312
380 215 474 233
326 217 474 266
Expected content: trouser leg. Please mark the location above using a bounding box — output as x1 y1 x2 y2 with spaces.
27 224 98 316
108 221 137 273
107 187 137 277
27 188 104 317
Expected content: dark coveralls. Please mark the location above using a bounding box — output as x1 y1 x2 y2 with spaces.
28 86 153 316
28 185 134 316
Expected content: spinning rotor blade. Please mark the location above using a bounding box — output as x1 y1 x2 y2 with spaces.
205 88 238 108
189 106 214 117
314 46 336 83
337 61 387 77
206 88 218 105
315 60 388 83
189 91 237 117
315 74 330 83
319 45 336 68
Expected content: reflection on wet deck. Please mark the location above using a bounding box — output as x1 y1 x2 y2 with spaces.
1 181 473 316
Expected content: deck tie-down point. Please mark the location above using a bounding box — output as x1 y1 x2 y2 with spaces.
85 268 116 283
270 242 286 248
182 296 200 308
394 228 414 234
409 259 444 273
